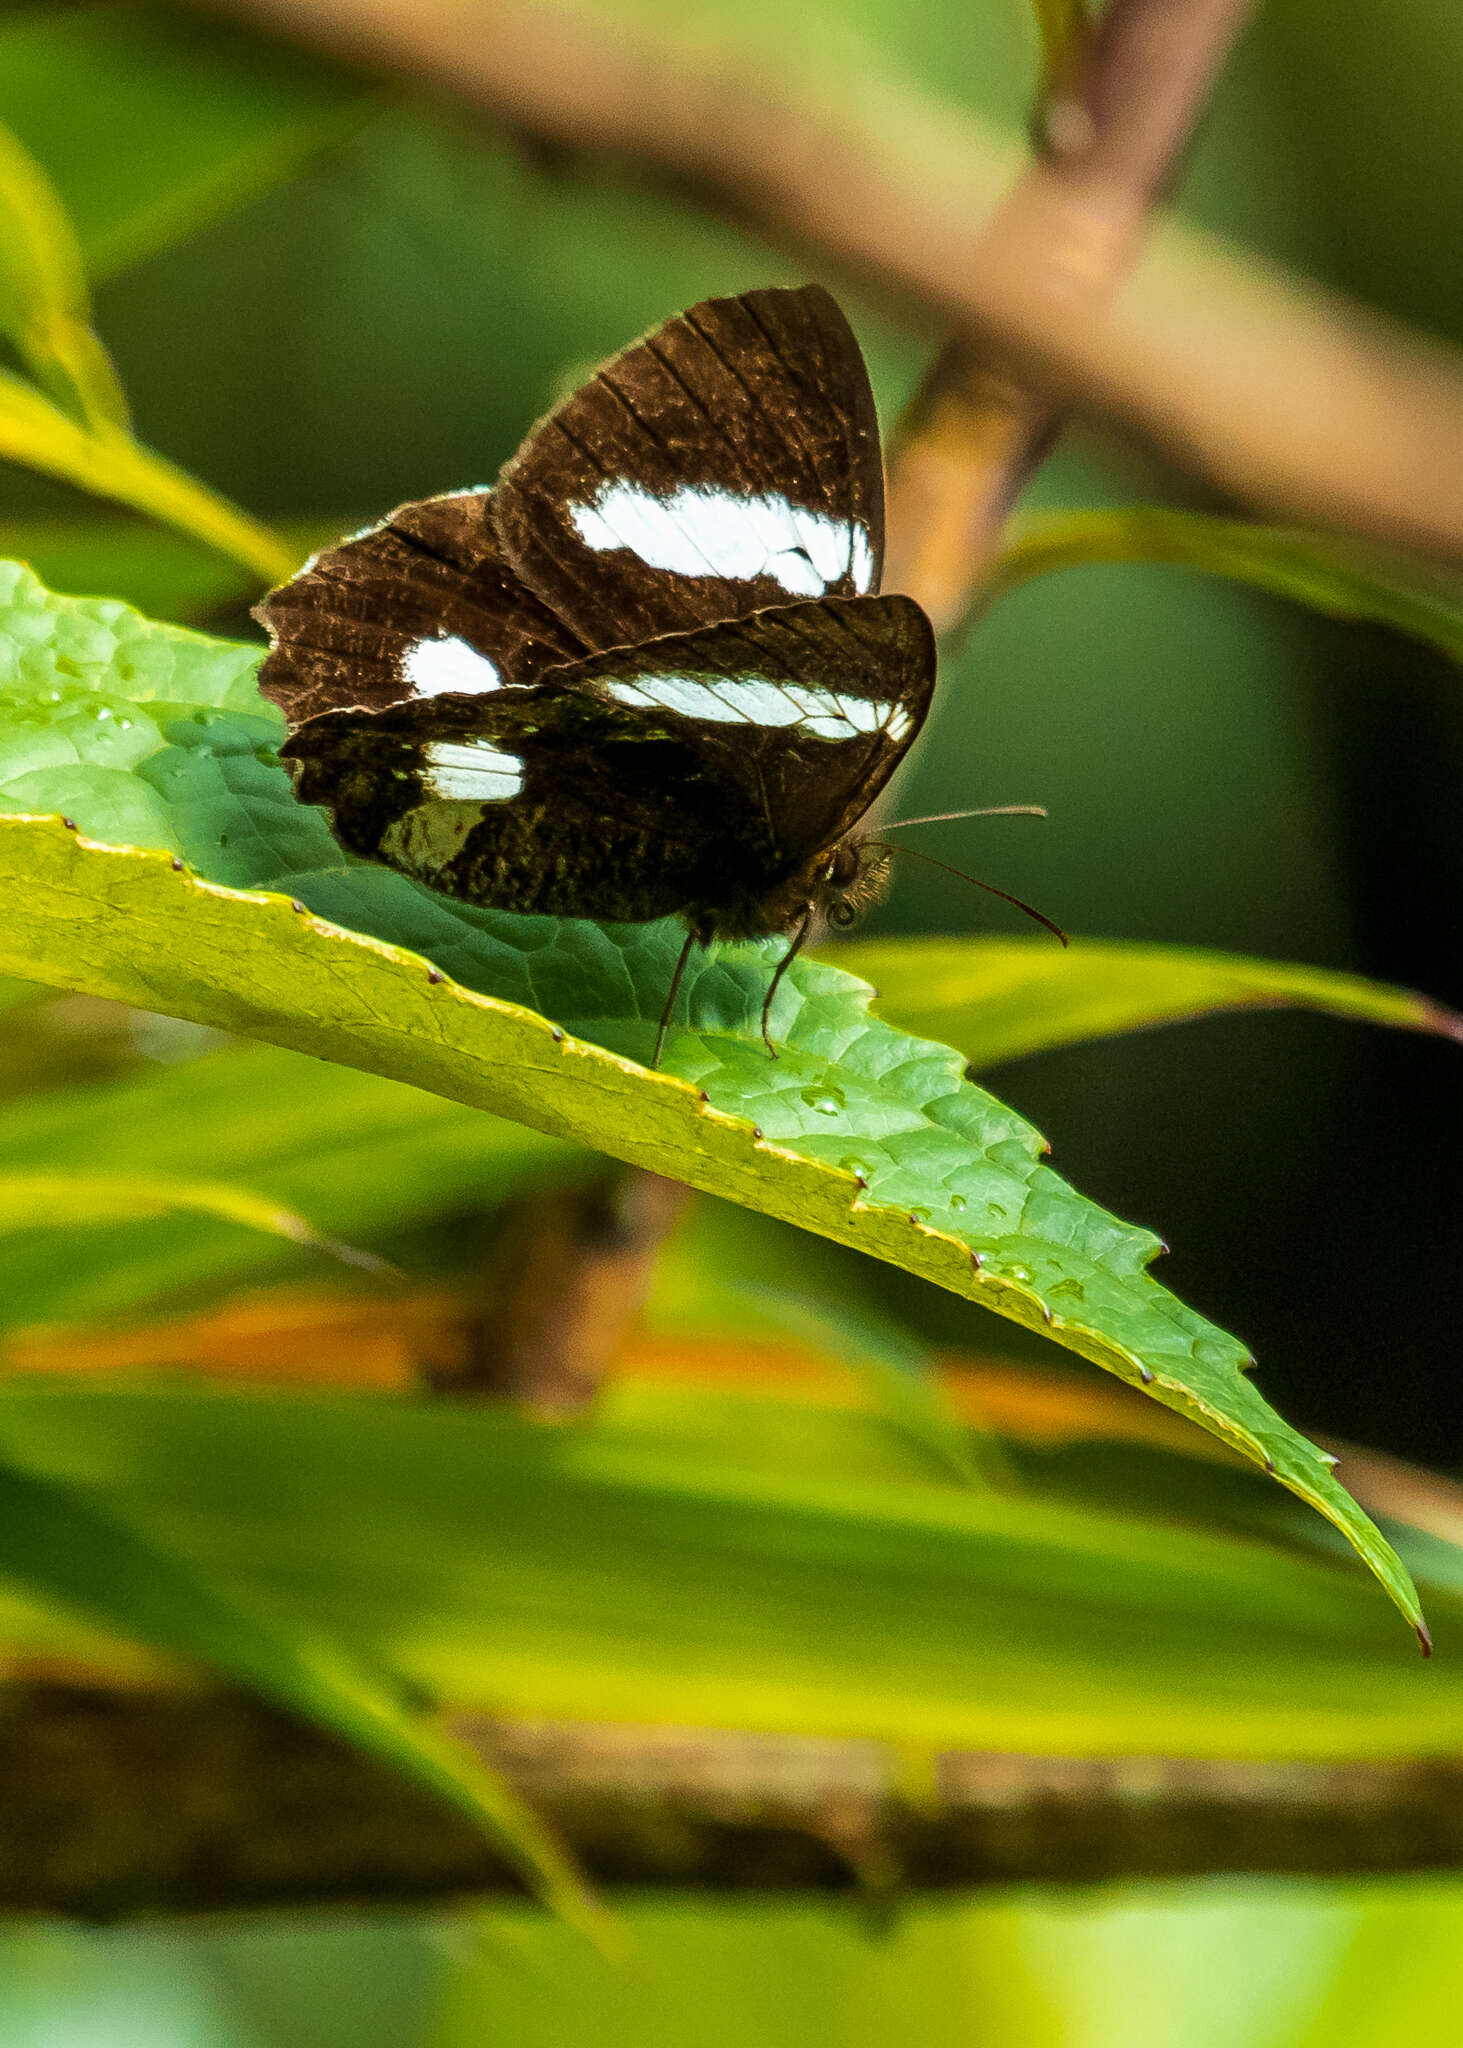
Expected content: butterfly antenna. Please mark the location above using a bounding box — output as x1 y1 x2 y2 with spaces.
863 841 1069 946
878 805 1048 829
653 927 699 1068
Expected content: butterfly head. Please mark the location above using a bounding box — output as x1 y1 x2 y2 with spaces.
816 839 895 931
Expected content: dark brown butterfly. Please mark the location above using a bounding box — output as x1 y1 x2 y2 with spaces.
256 285 936 1060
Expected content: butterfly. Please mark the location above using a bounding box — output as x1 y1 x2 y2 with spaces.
256 284 937 1063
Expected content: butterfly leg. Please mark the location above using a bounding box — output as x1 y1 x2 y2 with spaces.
652 925 699 1069
760 904 814 1058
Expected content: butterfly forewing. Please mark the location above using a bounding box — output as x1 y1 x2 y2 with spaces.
281 594 933 937
256 494 583 727
259 283 939 979
492 286 886 649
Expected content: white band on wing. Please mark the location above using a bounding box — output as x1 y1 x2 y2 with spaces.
569 482 874 598
422 738 523 799
603 672 909 743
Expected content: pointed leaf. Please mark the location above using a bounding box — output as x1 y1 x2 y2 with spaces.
0 1168 391 1271
0 1382 1452 1761
731 1283 987 1487
0 118 128 431
0 370 293 584
0 561 1425 1638
827 934 1463 1070
993 508 1463 671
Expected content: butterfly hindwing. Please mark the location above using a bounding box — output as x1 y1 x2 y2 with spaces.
542 593 934 893
281 682 734 926
491 285 886 649
255 494 583 727
280 594 933 936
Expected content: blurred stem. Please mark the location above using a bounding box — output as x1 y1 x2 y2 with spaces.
883 0 1259 635
194 0 1463 564
10 1677 1463 1911
427 1169 692 1413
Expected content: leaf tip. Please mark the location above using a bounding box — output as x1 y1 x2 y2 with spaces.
1426 999 1463 1045
1418 1619 1434 1658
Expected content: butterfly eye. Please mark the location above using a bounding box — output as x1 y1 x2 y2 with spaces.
827 843 861 890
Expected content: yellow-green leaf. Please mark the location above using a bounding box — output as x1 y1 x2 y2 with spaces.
992 509 1463 671
0 1451 602 1939
0 1168 389 1271
827 935 1463 1071
0 117 128 431
0 370 293 584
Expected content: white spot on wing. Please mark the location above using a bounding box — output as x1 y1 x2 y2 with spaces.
850 526 875 594
422 738 523 800
403 635 502 698
570 482 873 598
604 672 896 741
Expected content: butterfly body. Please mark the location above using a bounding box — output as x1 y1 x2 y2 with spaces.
258 285 936 1047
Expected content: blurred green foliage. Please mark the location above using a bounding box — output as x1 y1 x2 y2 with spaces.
0 0 1462 2040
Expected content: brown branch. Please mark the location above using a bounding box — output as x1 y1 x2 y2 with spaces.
884 0 1257 630
424 1168 690 1412
10 1677 1463 1914
200 0 1463 568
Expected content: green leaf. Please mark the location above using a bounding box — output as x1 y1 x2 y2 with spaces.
0 1380 1452 1761
826 934 1463 1070
0 118 129 431
0 560 1426 1638
0 1448 603 1938
991 508 1463 671
0 367 294 587
0 101 296 583
0 1168 391 1271
0 1037 583 1333
0 4 380 282
730 1284 988 1488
